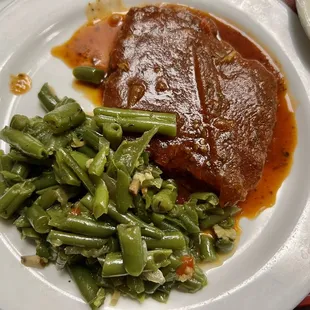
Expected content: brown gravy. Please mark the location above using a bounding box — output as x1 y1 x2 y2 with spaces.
10 73 32 95
51 7 297 218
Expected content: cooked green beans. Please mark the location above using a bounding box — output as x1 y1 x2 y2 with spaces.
38 83 60 112
0 84 243 308
0 182 35 219
26 203 51 234
118 224 146 276
73 66 106 85
11 162 30 179
49 214 115 238
68 265 105 309
116 169 133 214
47 230 108 248
199 206 241 229
10 114 30 131
44 102 86 133
95 114 177 137
101 250 172 277
94 107 177 137
92 178 109 218
88 139 110 176
58 148 95 195
0 127 48 159
199 234 217 262
143 231 186 250
102 122 123 150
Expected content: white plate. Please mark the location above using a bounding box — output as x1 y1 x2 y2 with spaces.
297 0 310 39
1 0 310 309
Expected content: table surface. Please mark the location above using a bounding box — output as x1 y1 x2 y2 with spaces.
0 0 307 309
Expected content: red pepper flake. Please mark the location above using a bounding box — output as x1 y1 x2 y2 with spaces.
176 255 194 275
70 207 81 216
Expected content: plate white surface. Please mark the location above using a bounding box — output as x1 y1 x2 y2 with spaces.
297 0 310 39
1 0 310 309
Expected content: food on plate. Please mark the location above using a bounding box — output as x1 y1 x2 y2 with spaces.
104 5 278 207
1 2 298 309
0 84 241 308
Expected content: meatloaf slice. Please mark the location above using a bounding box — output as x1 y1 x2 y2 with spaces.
103 5 278 206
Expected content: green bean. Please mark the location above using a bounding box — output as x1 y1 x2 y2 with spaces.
36 185 59 195
47 230 108 248
127 276 145 294
199 206 241 229
38 83 60 112
26 203 51 234
143 231 186 250
95 114 176 137
88 140 110 176
107 127 158 177
73 66 106 85
0 181 7 196
0 171 24 183
8 149 52 166
102 250 172 278
37 188 58 210
142 178 163 189
102 173 116 200
77 128 105 152
78 145 97 158
68 264 105 310
0 182 35 219
21 227 41 240
14 214 31 228
0 152 14 171
116 168 133 214
55 96 76 109
0 127 48 159
11 162 30 179
93 178 109 218
58 148 95 195
54 161 81 187
49 214 115 238
179 213 200 234
152 291 169 303
145 249 172 271
45 134 72 152
190 192 219 206
65 245 110 258
178 277 203 293
94 107 176 122
199 234 217 262
215 238 234 253
81 193 93 211
32 172 58 190
10 114 30 131
219 217 235 229
118 284 145 302
151 188 177 213
44 102 86 134
102 252 127 277
102 122 122 150
107 202 164 239
70 151 90 171
36 241 52 260
144 281 161 294
118 224 146 277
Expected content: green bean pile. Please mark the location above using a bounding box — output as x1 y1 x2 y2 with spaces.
0 82 241 309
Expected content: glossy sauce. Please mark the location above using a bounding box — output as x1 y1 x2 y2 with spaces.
10 73 32 95
51 8 297 218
